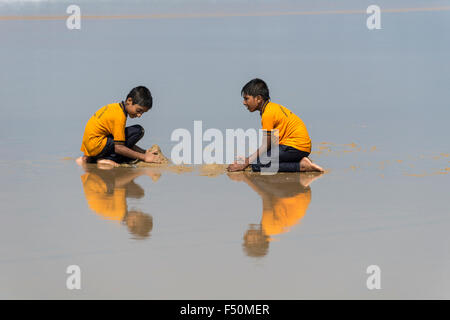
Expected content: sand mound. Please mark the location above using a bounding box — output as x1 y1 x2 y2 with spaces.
117 144 169 168
132 144 170 167
146 144 170 164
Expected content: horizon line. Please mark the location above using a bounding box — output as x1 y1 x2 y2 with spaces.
1 6 450 21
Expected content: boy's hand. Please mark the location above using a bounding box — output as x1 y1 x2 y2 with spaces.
144 151 160 163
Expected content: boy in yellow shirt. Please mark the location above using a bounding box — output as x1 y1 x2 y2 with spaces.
227 79 324 173
77 86 161 167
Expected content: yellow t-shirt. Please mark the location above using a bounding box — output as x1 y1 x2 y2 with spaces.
261 101 311 153
80 102 127 156
80 173 127 221
261 188 311 237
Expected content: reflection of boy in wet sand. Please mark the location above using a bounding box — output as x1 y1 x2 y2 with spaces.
80 166 159 239
77 86 163 168
228 79 324 173
229 172 322 257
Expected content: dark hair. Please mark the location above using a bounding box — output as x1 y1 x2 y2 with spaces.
126 86 153 109
241 78 270 101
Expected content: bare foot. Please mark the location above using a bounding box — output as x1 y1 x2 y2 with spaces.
76 156 87 166
97 159 119 169
300 157 325 172
310 162 324 172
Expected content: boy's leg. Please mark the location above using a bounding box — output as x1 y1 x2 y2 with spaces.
277 146 309 172
100 125 145 164
94 137 120 166
278 146 324 172
251 145 307 172
124 125 145 150
119 125 146 163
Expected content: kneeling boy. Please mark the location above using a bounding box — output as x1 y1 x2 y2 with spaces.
227 79 323 173
77 86 160 167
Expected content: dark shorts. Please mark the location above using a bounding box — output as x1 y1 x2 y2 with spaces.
88 125 145 164
251 144 310 172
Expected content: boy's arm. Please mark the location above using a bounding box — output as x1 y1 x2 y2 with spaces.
244 132 272 166
227 132 271 171
110 114 149 161
228 108 277 172
115 144 155 162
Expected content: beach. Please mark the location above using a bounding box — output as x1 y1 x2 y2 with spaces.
0 0 449 299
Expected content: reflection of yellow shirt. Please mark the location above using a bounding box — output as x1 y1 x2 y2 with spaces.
80 102 127 156
261 189 311 236
261 101 311 153
80 173 126 221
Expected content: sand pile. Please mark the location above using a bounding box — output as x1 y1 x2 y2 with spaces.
134 144 170 167
146 144 170 164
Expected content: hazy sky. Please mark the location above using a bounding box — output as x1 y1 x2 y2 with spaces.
1 0 449 159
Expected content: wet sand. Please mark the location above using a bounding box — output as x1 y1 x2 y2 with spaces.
113 141 450 179
2 144 450 299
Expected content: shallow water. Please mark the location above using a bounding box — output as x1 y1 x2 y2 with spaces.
1 0 449 299
1 147 449 299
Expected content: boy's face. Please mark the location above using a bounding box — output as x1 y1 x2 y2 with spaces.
242 94 263 112
125 98 150 118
